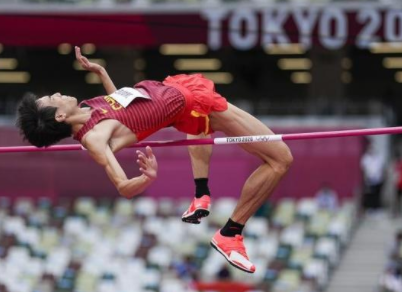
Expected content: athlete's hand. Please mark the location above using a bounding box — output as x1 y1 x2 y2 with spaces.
75 46 104 74
136 146 158 180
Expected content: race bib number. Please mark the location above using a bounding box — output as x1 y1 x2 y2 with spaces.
109 87 151 108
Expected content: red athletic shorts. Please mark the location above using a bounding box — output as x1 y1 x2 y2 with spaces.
163 74 228 135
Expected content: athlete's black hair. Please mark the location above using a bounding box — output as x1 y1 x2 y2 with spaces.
16 93 72 147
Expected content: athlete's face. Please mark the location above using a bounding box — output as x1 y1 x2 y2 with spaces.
37 92 77 109
37 93 78 122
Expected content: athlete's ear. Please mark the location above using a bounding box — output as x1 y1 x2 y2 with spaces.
55 110 67 122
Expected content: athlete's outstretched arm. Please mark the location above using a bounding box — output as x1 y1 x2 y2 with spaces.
75 46 117 94
85 136 158 198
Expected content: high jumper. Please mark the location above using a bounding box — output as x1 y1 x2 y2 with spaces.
16 46 294 273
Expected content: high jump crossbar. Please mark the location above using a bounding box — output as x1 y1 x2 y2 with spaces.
1 126 402 154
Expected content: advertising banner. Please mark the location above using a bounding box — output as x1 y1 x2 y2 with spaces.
0 7 401 49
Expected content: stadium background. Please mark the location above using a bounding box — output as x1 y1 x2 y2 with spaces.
0 1 401 292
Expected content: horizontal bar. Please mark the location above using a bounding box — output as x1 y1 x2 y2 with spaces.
0 126 401 154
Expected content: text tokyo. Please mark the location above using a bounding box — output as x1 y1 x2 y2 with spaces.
201 8 402 50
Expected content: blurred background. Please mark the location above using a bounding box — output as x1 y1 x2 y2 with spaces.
0 0 402 292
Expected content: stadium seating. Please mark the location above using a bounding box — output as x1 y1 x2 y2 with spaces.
0 0 396 4
379 229 402 292
0 196 357 292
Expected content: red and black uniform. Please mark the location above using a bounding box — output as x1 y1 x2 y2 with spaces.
73 74 228 143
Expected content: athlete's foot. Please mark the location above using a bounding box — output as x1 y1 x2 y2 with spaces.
182 195 210 224
210 229 256 273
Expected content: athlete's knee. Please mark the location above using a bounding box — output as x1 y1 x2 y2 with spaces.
187 134 212 154
188 144 212 152
265 143 293 175
277 148 293 173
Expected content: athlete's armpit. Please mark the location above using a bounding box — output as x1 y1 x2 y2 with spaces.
85 139 128 190
84 134 156 199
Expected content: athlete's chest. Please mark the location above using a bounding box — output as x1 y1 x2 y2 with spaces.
92 119 138 153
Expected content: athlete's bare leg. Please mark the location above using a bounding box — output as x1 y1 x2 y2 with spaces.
210 103 293 225
181 133 213 224
187 133 212 179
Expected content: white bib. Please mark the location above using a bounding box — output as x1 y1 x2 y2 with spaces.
109 87 151 108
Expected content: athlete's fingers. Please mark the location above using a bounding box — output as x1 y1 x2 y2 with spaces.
76 53 89 69
145 146 154 158
81 57 90 68
75 46 81 58
75 48 85 64
83 57 90 65
137 159 147 169
137 150 151 161
137 154 146 162
137 155 147 166
136 150 150 167
137 154 146 163
75 47 89 65
137 148 157 178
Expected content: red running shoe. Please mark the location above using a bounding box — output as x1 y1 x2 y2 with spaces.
210 230 256 273
181 195 211 224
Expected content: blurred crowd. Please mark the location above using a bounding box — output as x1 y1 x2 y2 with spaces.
0 194 356 292
0 0 399 5
380 230 402 292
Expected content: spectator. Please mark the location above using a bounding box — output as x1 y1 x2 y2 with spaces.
315 183 339 212
387 231 402 272
216 264 232 280
361 144 386 210
172 255 199 281
393 153 402 217
381 231 402 292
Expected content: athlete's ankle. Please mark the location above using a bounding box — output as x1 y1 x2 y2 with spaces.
220 218 244 237
195 178 210 198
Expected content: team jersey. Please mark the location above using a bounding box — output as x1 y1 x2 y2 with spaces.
73 80 186 142
73 74 228 143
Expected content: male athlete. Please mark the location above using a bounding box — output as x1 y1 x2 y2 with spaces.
16 46 293 273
